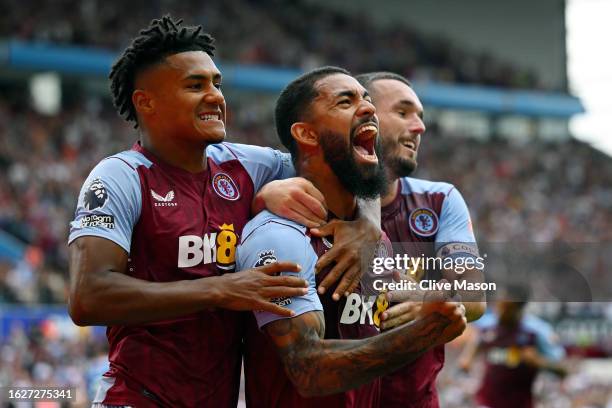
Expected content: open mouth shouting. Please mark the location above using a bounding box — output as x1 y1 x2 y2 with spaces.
352 121 379 164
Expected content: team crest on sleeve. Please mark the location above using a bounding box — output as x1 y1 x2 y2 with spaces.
83 177 109 210
254 250 292 306
254 250 277 268
212 173 240 201
409 208 439 237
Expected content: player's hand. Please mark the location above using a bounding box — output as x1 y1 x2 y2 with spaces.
252 178 327 228
220 261 308 316
380 300 421 331
417 282 467 346
520 347 542 368
521 346 568 377
310 218 381 301
380 270 423 331
457 358 471 373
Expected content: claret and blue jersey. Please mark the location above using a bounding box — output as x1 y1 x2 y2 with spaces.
382 177 477 258
474 312 565 408
380 176 479 408
236 210 387 408
68 142 293 407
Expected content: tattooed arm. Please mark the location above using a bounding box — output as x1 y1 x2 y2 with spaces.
237 213 465 396
264 298 466 397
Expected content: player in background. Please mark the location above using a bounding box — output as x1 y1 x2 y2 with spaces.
236 67 467 408
458 287 567 408
68 17 380 407
356 72 486 407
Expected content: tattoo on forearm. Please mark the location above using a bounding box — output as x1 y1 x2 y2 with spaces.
265 310 449 396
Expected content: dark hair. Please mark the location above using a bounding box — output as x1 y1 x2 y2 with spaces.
274 66 350 161
109 15 216 127
355 72 412 91
498 283 531 306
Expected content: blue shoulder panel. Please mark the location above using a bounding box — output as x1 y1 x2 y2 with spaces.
400 177 454 195
436 186 476 246
400 177 478 257
474 310 498 330
523 315 566 361
236 211 322 328
207 143 295 192
68 151 149 252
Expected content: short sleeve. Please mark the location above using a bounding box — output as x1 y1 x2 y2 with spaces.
219 143 295 192
526 316 566 361
236 219 322 328
68 157 141 253
435 186 479 258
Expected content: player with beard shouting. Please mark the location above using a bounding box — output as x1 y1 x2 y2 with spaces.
236 67 467 408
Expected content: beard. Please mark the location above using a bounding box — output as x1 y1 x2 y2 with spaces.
381 138 418 178
320 129 387 199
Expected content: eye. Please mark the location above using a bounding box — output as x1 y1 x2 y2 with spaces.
397 110 406 118
187 83 202 90
337 99 351 106
214 83 223 90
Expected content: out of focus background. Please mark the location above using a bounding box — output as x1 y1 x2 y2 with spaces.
0 0 610 406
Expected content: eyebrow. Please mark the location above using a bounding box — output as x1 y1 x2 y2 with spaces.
335 90 370 99
396 99 424 119
183 73 222 82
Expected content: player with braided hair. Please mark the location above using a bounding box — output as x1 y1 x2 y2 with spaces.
70 15 382 407
109 16 216 127
69 16 324 407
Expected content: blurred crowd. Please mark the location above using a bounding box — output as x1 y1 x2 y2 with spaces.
0 0 544 90
1 93 611 305
417 127 612 243
0 318 107 407
0 0 610 404
1 320 611 406
437 332 612 408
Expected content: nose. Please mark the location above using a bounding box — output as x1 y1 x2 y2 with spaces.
204 84 225 106
356 98 376 119
410 115 426 135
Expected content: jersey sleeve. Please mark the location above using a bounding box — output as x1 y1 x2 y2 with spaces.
474 310 497 330
236 220 322 328
526 316 566 361
68 157 141 253
222 143 295 192
435 186 479 258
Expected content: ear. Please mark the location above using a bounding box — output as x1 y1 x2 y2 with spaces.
132 89 155 116
290 122 318 147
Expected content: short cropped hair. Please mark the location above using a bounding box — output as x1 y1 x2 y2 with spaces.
355 72 412 91
275 66 350 160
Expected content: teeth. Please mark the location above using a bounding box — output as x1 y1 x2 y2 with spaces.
200 113 219 121
354 145 369 155
357 124 377 135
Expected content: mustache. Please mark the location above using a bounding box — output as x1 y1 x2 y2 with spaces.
350 115 378 138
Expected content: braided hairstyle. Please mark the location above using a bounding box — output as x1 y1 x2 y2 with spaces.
109 15 215 127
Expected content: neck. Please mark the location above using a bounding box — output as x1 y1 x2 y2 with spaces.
299 157 357 221
381 170 399 207
139 129 208 173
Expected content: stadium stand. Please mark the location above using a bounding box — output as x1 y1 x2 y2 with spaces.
0 1 610 406
0 0 545 89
